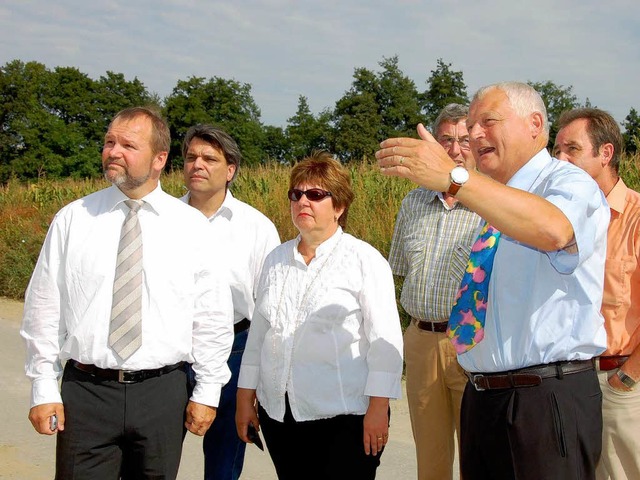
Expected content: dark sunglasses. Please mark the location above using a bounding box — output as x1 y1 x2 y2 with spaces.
287 188 333 202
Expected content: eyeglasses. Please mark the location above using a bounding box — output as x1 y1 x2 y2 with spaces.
287 188 333 202
439 136 471 150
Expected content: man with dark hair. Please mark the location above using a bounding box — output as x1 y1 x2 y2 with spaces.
555 108 640 480
21 107 234 478
388 103 478 480
378 82 608 479
181 124 280 480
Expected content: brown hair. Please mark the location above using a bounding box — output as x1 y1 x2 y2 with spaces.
109 106 170 155
289 151 355 229
557 108 623 173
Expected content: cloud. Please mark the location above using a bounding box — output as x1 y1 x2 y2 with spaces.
2 0 639 127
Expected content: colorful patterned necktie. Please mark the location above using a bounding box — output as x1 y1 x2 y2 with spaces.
109 199 144 360
447 222 501 354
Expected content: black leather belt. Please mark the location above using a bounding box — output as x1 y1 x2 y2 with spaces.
69 359 185 384
413 318 448 333
234 318 250 334
466 359 595 391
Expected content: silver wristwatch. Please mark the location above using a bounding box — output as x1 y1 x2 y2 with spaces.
448 166 469 196
616 369 638 389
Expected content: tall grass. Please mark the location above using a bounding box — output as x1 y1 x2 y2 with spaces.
1 154 639 303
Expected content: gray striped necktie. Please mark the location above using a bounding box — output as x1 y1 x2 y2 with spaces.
109 199 144 360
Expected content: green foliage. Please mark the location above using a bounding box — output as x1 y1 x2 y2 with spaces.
262 125 290 163
622 107 640 154
527 80 581 147
285 96 332 162
163 76 265 169
421 58 469 126
0 60 153 182
332 56 423 161
2 56 638 182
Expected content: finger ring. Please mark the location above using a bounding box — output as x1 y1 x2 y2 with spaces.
399 157 404 165
377 436 383 440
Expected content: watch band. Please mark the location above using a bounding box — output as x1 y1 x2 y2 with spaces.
616 369 637 389
447 182 463 196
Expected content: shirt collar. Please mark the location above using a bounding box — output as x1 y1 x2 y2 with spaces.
506 148 552 192
606 177 627 214
180 189 235 221
294 227 344 262
107 183 163 215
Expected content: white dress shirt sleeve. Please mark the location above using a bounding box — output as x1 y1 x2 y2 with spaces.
21 212 66 407
359 246 404 399
189 239 235 407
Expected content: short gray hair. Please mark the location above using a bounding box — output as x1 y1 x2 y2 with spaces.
473 82 550 135
432 103 469 134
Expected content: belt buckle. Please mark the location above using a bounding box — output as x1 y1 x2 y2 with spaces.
118 370 137 384
471 374 486 391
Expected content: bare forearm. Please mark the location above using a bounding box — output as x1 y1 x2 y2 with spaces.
456 171 574 251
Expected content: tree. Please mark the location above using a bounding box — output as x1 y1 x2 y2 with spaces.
376 56 422 139
285 96 331 162
0 60 153 181
622 107 640 154
332 68 382 162
332 56 422 161
0 60 66 180
262 125 289 163
164 76 265 168
527 80 581 147
421 59 469 126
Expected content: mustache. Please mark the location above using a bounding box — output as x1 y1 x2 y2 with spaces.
105 158 125 167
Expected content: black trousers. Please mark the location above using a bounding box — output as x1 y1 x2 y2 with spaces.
258 397 384 480
56 362 189 480
460 368 602 480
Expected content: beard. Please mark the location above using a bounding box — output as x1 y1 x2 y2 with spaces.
104 162 152 191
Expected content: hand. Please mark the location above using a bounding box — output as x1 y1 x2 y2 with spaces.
185 401 217 436
376 123 456 192
236 388 260 443
28 403 64 435
363 397 390 456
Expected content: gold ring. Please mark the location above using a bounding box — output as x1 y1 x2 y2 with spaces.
377 436 383 440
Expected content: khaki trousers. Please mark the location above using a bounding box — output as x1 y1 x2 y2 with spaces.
404 321 467 480
596 369 640 480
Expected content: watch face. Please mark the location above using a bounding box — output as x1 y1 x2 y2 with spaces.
451 167 469 184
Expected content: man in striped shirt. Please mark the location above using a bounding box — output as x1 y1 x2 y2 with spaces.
388 104 479 480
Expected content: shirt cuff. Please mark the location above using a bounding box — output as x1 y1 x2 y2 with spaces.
237 365 260 390
364 371 403 400
190 382 223 408
31 377 63 408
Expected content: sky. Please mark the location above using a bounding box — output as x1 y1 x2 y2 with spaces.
2 0 639 129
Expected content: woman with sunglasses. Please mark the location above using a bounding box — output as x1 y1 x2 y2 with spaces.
236 151 403 479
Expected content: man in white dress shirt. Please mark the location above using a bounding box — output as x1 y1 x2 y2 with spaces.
21 107 234 479
180 124 280 480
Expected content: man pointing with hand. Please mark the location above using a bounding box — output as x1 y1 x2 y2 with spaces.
377 82 608 480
